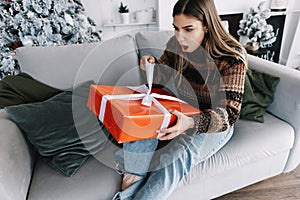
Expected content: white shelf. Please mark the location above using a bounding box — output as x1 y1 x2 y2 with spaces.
103 22 157 27
103 22 157 33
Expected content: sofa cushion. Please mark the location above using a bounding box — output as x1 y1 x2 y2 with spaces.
27 143 121 200
135 30 173 59
4 81 110 177
167 112 294 199
16 34 140 90
16 42 98 90
240 69 280 122
178 112 294 187
0 73 62 109
75 34 141 87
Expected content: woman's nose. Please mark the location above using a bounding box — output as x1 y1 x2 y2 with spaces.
176 31 185 42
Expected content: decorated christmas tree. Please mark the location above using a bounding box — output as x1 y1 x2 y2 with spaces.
0 0 102 79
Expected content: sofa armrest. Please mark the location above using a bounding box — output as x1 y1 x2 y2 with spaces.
248 55 300 172
0 109 35 200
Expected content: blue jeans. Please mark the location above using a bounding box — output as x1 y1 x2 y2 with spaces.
113 127 234 200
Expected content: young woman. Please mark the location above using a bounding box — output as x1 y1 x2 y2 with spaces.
113 0 247 199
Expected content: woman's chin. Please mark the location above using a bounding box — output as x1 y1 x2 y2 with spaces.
181 46 197 53
182 48 193 53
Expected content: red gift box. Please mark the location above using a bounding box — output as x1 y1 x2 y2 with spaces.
87 84 201 143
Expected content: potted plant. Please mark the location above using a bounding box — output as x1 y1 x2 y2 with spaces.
119 2 130 24
237 1 277 51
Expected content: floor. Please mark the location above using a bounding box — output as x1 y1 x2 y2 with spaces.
214 165 300 200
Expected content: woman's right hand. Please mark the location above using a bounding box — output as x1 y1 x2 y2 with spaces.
140 55 155 71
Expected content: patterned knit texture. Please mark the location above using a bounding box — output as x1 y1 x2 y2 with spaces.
157 37 247 134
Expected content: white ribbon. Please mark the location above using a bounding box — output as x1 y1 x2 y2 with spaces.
141 61 154 106
98 61 185 138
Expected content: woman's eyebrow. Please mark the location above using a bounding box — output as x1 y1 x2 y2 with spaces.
172 23 194 29
182 25 194 29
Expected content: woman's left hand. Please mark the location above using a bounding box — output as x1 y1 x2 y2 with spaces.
158 110 195 141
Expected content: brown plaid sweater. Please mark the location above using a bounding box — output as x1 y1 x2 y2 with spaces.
157 37 247 134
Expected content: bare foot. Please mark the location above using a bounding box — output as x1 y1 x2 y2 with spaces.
121 173 142 190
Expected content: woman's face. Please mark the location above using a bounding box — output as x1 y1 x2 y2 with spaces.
173 14 208 53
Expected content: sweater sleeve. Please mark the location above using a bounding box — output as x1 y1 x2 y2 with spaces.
193 58 247 134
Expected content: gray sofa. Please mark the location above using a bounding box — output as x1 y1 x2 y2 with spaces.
1 30 300 200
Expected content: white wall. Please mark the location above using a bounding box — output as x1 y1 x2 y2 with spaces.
285 16 300 68
288 0 300 10
279 0 300 66
280 10 300 66
157 0 176 30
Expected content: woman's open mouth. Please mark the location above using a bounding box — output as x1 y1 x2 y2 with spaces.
182 45 188 51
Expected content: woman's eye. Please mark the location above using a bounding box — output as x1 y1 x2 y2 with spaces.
185 28 193 32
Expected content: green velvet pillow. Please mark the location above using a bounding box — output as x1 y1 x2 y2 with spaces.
240 68 280 122
5 81 109 177
0 73 62 109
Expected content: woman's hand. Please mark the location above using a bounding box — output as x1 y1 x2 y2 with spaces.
158 110 195 141
140 55 155 71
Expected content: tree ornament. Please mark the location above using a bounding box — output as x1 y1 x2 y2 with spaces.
7 41 23 50
64 13 74 26
21 38 34 46
27 11 35 18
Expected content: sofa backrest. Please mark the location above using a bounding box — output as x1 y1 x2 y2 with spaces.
135 30 174 59
16 34 140 90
